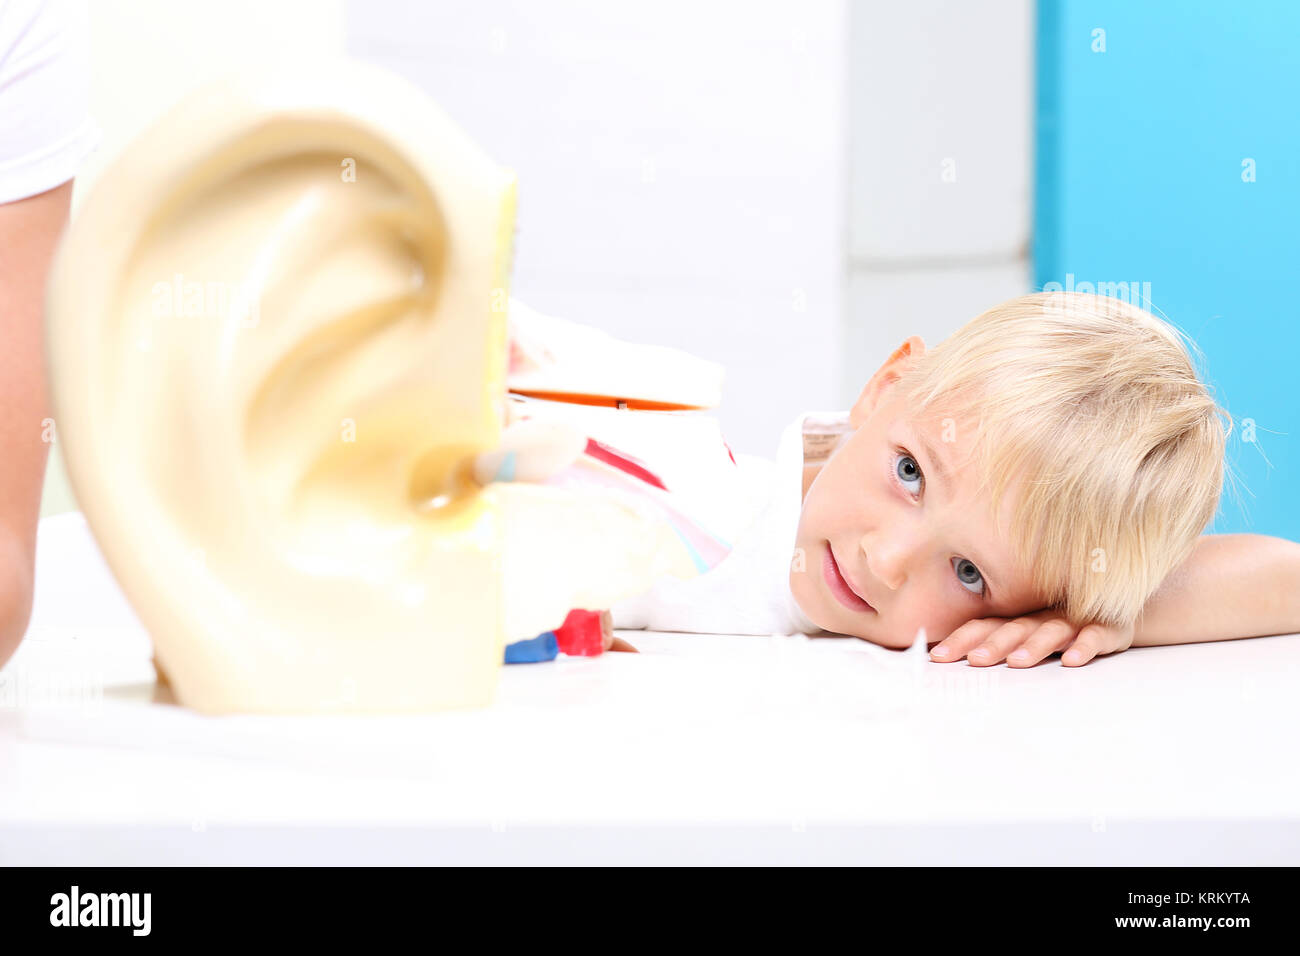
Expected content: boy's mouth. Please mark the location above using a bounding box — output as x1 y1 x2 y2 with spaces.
823 543 875 613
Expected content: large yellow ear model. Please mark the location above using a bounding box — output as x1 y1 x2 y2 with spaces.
46 59 516 714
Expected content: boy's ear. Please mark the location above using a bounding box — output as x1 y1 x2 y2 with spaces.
849 335 926 428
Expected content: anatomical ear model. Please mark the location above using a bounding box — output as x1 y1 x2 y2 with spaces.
45 59 716 714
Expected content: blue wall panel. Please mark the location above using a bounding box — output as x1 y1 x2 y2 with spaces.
1035 0 1300 538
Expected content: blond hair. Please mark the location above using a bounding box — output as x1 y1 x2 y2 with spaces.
896 291 1231 628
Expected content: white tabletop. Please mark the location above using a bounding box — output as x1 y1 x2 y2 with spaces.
2 513 1297 864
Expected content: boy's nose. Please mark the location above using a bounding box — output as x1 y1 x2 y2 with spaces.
859 529 913 592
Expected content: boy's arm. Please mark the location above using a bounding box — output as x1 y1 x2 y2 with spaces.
1132 533 1300 647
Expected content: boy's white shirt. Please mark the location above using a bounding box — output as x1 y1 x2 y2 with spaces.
609 411 846 637
507 297 842 636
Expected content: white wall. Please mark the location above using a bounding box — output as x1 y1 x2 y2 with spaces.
844 0 1032 398
73 0 345 206
345 0 848 456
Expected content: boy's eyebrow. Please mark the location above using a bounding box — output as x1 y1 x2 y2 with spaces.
909 425 1005 602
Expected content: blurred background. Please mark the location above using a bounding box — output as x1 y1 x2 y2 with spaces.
42 0 1297 541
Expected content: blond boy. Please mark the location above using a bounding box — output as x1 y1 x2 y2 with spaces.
791 291 1300 666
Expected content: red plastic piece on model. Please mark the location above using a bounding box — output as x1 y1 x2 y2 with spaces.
554 608 611 657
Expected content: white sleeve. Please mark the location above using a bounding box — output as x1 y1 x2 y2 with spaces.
0 0 97 204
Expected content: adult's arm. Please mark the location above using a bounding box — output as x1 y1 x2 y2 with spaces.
0 179 73 668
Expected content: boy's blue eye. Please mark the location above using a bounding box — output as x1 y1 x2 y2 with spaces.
895 452 922 493
952 557 986 596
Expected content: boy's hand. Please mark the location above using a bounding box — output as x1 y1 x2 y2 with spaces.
930 609 1135 667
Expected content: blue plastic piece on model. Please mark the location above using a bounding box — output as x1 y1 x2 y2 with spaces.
504 631 559 664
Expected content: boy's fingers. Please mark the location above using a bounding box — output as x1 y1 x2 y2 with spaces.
969 617 1061 666
1062 624 1111 666
1007 619 1078 667
931 618 1002 662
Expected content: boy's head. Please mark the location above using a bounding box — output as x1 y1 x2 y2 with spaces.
791 291 1230 648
